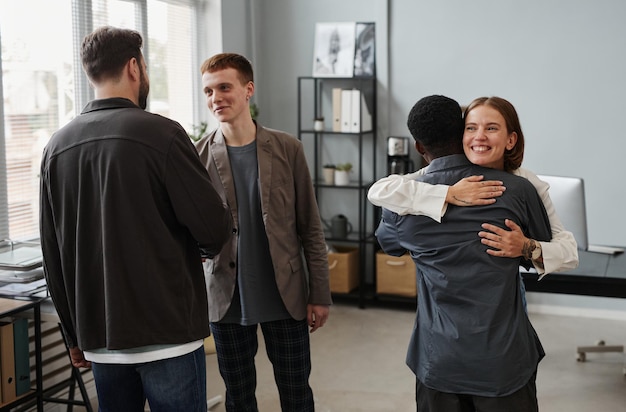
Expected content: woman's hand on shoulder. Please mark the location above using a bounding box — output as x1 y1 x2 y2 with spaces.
446 175 506 206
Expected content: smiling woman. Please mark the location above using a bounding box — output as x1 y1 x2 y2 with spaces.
368 95 578 276
463 106 518 170
463 96 525 173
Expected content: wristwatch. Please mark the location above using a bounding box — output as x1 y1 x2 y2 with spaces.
530 240 542 261
523 239 541 261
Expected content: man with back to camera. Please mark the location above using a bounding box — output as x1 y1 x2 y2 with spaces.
375 95 552 412
194 52 332 411
39 26 232 411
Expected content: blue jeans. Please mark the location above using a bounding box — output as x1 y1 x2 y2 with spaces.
520 273 528 313
91 346 207 412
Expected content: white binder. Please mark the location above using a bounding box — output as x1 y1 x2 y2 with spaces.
340 89 352 132
349 89 372 132
332 88 343 132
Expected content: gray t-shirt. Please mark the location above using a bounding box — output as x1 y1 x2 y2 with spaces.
221 141 290 325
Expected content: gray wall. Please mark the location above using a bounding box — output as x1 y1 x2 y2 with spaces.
221 0 626 248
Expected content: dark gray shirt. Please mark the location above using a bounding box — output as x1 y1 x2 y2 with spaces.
40 98 231 350
221 141 290 325
376 154 551 396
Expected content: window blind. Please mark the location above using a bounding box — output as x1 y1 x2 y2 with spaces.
0 0 200 240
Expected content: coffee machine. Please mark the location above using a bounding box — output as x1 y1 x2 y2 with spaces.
387 136 414 175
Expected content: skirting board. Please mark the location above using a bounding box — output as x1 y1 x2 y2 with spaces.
527 292 626 321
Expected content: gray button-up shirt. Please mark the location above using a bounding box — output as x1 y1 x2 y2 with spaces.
376 154 551 396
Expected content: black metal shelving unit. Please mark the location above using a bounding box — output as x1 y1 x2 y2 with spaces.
297 76 377 307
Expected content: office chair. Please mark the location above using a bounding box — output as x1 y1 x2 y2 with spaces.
576 340 625 375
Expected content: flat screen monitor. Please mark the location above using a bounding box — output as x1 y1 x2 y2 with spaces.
537 174 588 251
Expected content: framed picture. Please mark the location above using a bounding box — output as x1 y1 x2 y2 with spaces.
312 22 356 77
353 22 375 77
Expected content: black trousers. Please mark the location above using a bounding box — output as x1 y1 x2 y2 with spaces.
415 372 538 412
210 319 313 412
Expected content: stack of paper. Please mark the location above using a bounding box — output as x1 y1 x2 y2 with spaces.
0 277 46 295
0 267 44 283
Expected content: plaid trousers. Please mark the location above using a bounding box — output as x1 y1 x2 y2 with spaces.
210 318 314 412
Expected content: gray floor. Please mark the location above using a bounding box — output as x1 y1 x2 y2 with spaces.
206 303 626 412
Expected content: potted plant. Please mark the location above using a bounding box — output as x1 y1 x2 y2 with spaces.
322 164 336 185
250 103 259 120
334 162 352 186
188 121 208 142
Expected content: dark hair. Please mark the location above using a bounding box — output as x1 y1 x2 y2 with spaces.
463 96 525 172
200 53 254 85
80 26 143 84
407 95 464 157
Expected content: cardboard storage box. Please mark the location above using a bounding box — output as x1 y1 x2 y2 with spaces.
327 246 359 293
376 251 417 297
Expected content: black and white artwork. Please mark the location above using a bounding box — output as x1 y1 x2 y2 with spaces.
353 22 375 77
312 22 356 77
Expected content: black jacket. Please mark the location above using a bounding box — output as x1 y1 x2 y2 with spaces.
40 98 232 350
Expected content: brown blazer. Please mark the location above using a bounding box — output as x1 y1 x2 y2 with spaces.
195 125 332 322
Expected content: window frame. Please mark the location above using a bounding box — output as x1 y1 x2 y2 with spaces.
0 0 211 241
